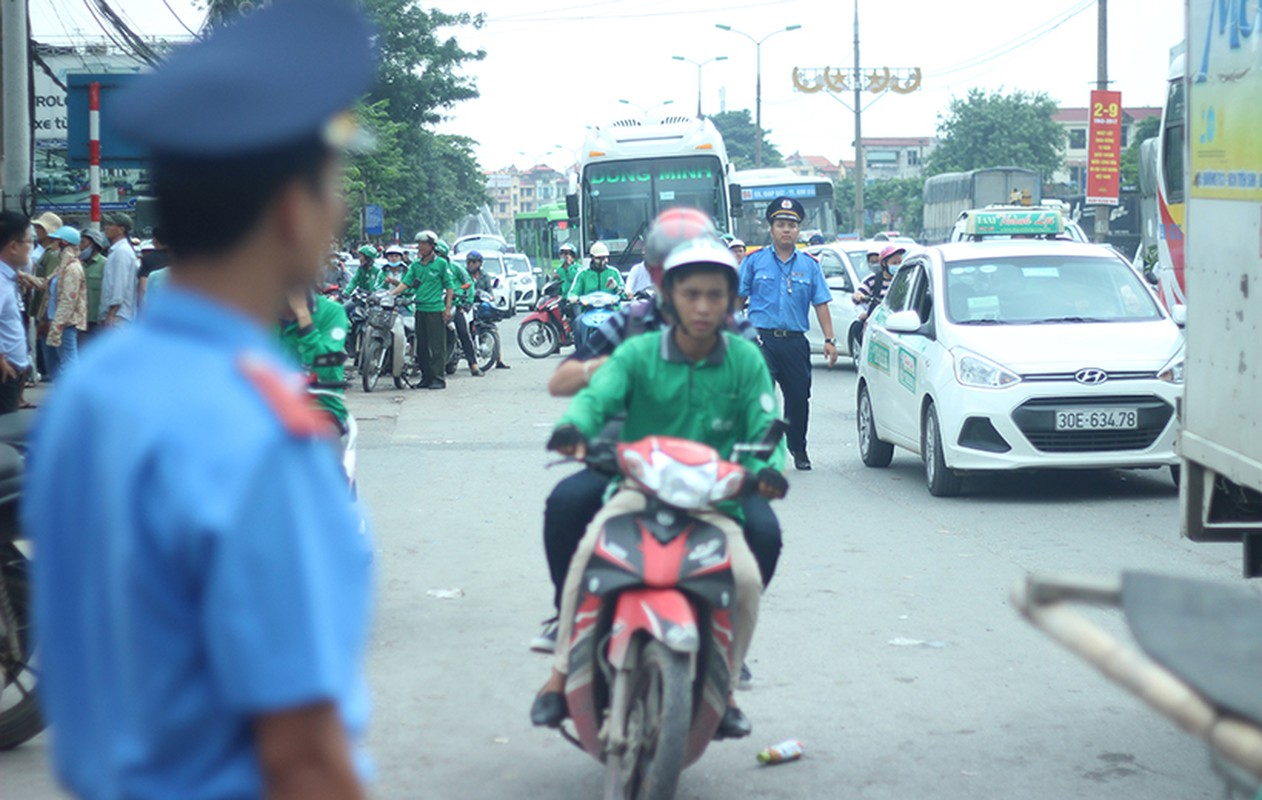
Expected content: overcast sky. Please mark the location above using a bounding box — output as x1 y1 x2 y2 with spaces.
33 0 1184 172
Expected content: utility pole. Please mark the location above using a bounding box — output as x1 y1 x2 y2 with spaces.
1 0 32 213
853 0 864 238
716 24 800 168
1094 0 1110 243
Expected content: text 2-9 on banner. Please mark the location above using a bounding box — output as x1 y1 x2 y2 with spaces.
1087 90 1122 206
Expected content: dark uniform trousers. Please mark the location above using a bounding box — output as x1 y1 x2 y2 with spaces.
759 333 812 456
542 467 784 612
450 308 477 368
415 310 448 385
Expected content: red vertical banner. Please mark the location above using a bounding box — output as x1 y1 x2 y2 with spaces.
1086 89 1122 206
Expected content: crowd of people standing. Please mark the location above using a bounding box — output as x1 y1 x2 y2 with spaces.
0 209 157 413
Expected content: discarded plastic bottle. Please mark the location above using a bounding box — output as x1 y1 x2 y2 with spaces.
756 739 804 765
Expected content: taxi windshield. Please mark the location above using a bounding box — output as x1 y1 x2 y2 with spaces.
944 255 1163 325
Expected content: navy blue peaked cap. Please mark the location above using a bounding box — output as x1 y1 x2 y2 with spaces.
110 0 376 157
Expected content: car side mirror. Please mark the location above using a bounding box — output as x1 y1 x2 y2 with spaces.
729 184 743 213
1144 270 1159 286
826 276 851 292
566 194 579 219
884 309 924 334
1171 303 1187 327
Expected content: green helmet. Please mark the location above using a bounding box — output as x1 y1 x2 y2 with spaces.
435 240 450 258
357 244 378 261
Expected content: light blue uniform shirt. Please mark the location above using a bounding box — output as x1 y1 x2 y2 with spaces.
737 247 832 333
0 261 29 367
27 285 373 800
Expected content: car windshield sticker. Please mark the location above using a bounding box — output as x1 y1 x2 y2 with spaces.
966 295 1001 320
868 340 892 373
898 347 917 392
1022 267 1060 278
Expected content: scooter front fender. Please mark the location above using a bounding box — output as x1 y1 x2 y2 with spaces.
390 320 407 376
607 588 698 669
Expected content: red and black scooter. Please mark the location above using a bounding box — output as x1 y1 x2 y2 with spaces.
517 279 574 358
554 426 784 800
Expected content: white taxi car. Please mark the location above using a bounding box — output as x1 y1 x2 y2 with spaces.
855 240 1185 496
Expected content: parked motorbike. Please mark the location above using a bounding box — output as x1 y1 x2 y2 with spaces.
360 292 415 392
517 279 574 359
1014 573 1262 798
551 424 785 800
0 411 42 750
446 291 507 375
573 291 622 350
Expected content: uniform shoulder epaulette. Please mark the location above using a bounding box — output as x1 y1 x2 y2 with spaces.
237 355 333 437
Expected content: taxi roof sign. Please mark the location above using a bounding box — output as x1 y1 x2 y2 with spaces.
962 207 1065 237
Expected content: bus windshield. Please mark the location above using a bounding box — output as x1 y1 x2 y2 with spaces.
734 182 836 246
582 155 727 261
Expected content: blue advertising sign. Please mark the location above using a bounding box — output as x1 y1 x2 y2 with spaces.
365 204 384 236
741 184 819 202
66 73 148 168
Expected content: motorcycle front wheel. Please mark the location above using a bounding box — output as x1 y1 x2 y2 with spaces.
0 546 43 750
361 338 386 393
605 639 691 800
475 327 500 373
517 320 558 359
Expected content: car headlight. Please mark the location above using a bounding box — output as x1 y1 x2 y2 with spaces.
952 349 1021 389
1158 352 1185 384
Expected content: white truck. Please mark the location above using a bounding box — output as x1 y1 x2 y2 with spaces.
1180 0 1262 576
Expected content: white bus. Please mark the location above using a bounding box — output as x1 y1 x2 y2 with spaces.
567 116 734 269
731 168 838 247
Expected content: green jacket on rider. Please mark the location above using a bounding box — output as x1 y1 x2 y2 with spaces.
344 264 383 297
555 329 785 520
568 265 625 302
277 294 350 428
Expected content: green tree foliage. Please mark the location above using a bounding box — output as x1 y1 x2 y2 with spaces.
833 176 925 237
1120 115 1161 191
926 89 1065 180
864 177 925 238
201 0 489 238
355 0 489 238
709 110 783 170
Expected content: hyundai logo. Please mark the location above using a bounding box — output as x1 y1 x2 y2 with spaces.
1074 368 1109 385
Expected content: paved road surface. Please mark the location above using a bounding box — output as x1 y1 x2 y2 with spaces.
3 319 1245 799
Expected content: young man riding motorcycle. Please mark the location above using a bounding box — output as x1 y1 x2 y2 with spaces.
531 234 788 740
533 210 783 670
567 241 624 301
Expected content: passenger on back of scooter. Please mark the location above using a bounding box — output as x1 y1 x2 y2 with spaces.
531 235 788 740
381 245 408 293
555 242 580 299
534 210 782 680
853 245 904 319
566 241 623 302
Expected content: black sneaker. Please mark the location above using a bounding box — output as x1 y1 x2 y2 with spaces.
427 380 447 390
792 451 812 471
530 617 559 653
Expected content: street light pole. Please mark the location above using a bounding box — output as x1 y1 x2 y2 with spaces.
716 24 801 168
618 98 675 118
672 55 728 118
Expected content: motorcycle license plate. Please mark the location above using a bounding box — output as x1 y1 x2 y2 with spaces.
1054 408 1138 431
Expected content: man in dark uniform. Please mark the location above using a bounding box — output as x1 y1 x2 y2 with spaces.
25 3 376 798
737 197 838 471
